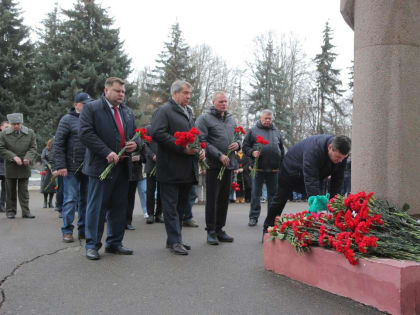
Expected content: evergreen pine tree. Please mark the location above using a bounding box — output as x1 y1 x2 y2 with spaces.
0 0 34 121
248 34 293 143
31 0 132 149
30 5 67 147
313 22 344 134
148 22 196 108
249 36 277 116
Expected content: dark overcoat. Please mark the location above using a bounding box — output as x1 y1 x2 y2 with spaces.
150 98 198 184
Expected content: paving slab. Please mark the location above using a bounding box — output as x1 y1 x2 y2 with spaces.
0 193 385 315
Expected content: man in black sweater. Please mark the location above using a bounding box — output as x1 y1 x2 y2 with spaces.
242 109 284 227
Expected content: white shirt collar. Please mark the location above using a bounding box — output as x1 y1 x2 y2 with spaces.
105 97 120 109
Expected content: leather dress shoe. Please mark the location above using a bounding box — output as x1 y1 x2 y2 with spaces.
86 249 100 260
248 218 257 227
146 216 154 224
105 245 133 255
166 243 191 250
62 234 74 243
126 224 136 230
6 212 15 219
22 213 35 219
216 230 234 242
207 231 219 245
154 215 164 223
183 219 199 228
169 243 188 255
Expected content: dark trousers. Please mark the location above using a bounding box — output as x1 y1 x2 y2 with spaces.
0 175 6 209
6 178 30 216
249 172 278 220
205 168 231 231
127 180 138 225
55 176 64 212
85 163 129 250
146 175 162 217
160 182 193 246
264 172 303 229
184 184 197 221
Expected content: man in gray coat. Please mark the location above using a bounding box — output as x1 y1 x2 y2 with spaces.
0 113 37 219
196 92 240 245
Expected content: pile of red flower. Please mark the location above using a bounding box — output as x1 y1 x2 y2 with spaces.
267 192 420 265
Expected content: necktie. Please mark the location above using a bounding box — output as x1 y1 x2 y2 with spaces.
112 106 125 148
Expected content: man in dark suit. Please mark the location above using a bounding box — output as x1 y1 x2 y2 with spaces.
79 77 141 260
264 135 351 233
151 80 205 255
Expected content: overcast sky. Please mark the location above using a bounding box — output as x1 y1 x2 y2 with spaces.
17 0 354 83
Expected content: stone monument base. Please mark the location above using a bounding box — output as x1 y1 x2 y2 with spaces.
264 234 420 315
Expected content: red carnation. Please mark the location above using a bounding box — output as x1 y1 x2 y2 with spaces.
234 126 246 134
200 142 206 149
144 136 152 143
190 127 200 135
40 170 47 176
231 182 240 192
251 135 269 177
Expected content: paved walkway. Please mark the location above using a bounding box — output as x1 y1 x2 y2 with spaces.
0 192 384 315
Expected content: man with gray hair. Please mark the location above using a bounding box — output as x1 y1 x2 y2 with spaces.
242 109 284 227
0 113 37 219
196 91 241 245
151 79 205 255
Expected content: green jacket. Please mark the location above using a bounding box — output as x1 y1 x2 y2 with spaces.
0 126 37 178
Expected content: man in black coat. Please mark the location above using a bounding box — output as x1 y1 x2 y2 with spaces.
264 135 351 232
196 92 240 245
242 109 284 227
79 77 141 260
54 92 91 243
151 80 205 255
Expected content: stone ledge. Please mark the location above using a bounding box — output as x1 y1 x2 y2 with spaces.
263 234 420 315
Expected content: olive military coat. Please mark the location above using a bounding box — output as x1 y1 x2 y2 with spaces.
0 126 37 178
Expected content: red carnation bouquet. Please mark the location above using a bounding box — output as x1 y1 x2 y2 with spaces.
268 192 420 265
250 135 269 178
174 127 208 170
99 128 151 181
231 173 240 192
217 126 246 180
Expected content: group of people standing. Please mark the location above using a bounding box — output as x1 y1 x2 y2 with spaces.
0 76 351 261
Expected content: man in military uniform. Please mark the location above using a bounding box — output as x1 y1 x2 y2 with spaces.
0 113 37 219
